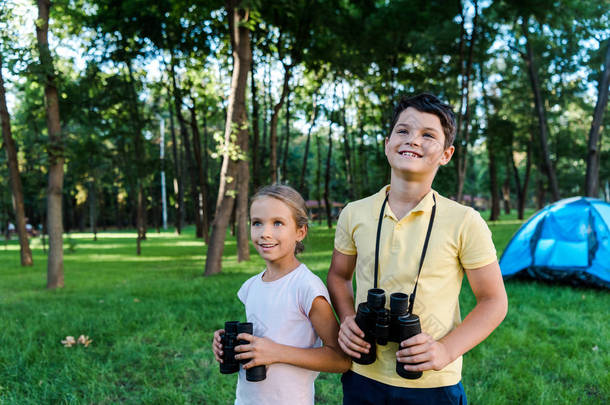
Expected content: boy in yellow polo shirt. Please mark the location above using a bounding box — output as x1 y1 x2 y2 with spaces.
327 93 508 404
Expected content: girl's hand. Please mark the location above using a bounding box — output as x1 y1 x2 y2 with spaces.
235 333 279 369
212 329 224 363
396 332 452 372
337 314 370 358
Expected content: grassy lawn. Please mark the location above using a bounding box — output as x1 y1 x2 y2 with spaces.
0 212 608 404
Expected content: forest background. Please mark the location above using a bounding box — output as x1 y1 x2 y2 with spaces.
1 0 609 287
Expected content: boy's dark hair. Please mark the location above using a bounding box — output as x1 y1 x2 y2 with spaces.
389 93 456 149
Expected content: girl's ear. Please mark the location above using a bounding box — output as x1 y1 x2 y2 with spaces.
296 224 308 242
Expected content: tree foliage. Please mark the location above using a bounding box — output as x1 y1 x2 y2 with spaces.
0 0 608 273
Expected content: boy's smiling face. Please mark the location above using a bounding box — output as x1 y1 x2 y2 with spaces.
385 107 454 178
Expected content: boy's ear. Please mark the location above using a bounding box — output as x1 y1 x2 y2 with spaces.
440 145 455 166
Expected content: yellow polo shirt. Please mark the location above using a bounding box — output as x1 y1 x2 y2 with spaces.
334 185 497 388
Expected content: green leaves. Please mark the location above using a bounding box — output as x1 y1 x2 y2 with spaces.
212 123 248 162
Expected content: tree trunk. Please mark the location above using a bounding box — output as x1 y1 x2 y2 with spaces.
250 49 261 190
230 203 236 236
522 17 560 201
585 42 610 197
204 0 251 276
341 94 354 199
299 92 319 191
0 53 33 266
136 184 144 255
509 153 519 212
152 183 160 233
351 106 362 199
269 64 291 184
507 133 529 221
517 144 531 220
126 61 147 254
487 134 500 220
4 216 9 241
168 86 183 234
179 146 187 226
453 5 466 201
383 64 397 183
169 55 203 237
100 191 106 231
316 126 323 225
480 64 500 221
261 56 270 174
535 170 546 209
324 123 333 229
41 212 47 253
115 186 122 229
235 109 250 262
188 99 210 242
489 158 500 220
455 0 478 203
36 0 64 288
455 3 467 110
281 86 291 182
358 102 369 195
502 166 511 215
202 107 211 227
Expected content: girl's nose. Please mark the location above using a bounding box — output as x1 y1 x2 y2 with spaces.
260 225 272 237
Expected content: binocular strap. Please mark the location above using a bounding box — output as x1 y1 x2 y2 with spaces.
374 192 437 314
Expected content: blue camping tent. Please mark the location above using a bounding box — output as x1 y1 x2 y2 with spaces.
499 197 610 288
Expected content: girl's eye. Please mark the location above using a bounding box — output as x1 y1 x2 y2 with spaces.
251 221 261 226
398 129 408 135
274 221 283 227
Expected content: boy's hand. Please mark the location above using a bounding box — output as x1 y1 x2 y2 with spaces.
212 329 224 363
235 333 279 369
337 315 370 358
396 332 452 372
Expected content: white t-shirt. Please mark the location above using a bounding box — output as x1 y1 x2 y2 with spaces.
235 263 330 405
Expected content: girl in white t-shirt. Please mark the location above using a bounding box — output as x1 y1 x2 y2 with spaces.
212 184 350 405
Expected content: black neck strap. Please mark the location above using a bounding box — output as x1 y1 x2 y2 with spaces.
373 191 437 314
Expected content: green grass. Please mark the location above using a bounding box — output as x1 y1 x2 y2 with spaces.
0 217 608 404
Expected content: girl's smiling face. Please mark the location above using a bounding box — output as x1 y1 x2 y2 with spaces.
250 196 306 268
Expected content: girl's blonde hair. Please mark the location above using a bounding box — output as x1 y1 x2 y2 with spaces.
251 184 309 254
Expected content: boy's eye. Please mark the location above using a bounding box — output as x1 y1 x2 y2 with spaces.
274 221 283 226
251 221 261 226
423 132 434 138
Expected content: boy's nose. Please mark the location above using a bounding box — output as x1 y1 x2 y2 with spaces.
404 135 421 146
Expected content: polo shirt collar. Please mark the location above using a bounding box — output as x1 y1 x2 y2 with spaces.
373 185 436 221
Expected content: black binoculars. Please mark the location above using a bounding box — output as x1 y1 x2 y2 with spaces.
353 288 422 379
219 321 266 382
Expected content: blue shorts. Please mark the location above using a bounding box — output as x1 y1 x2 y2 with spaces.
341 370 467 405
